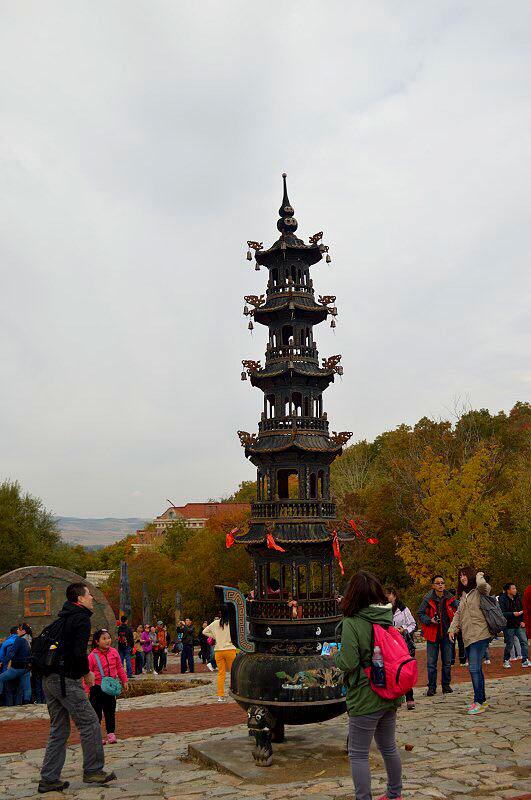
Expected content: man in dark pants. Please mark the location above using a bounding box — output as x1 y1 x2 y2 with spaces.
116 615 134 679
418 576 458 696
499 583 530 668
180 618 195 674
38 583 116 794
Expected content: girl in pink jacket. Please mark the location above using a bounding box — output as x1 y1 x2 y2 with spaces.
85 629 128 744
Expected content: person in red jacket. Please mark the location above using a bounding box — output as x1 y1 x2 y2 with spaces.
418 575 458 696
85 630 128 744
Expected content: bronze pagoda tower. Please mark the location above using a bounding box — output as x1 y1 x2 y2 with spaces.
231 174 355 765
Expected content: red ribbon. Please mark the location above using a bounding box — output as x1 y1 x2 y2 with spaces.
348 518 364 540
225 527 238 548
332 530 345 575
367 537 379 545
266 532 286 552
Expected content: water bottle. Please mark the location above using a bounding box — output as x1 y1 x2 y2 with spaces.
371 645 386 688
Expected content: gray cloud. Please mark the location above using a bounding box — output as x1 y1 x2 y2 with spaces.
1 1 530 516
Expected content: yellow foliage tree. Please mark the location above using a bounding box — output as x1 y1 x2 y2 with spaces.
397 444 501 582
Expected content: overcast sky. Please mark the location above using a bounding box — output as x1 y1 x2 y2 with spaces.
1 1 530 518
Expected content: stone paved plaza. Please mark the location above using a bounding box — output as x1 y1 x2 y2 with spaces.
0 669 529 800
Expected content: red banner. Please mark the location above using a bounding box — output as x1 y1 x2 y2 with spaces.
332 530 345 575
225 527 238 548
266 532 286 552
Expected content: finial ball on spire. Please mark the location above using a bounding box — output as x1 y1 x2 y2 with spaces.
282 172 287 178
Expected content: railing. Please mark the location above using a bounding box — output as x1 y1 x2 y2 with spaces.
258 416 329 433
266 344 318 360
251 500 336 519
247 597 341 621
268 283 313 295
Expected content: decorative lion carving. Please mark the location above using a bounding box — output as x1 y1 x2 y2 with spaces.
247 240 263 252
331 431 353 446
318 294 336 306
309 231 323 244
242 359 261 373
237 430 257 446
244 294 265 308
322 354 342 371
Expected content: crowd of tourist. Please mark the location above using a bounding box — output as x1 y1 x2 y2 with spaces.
0 573 529 795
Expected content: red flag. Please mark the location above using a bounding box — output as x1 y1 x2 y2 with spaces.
332 530 345 575
226 527 238 548
367 537 379 545
349 518 365 540
266 532 286 552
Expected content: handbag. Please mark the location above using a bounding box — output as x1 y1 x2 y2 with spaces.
93 652 122 697
479 594 507 636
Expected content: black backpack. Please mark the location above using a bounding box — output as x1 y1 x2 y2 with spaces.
31 617 67 676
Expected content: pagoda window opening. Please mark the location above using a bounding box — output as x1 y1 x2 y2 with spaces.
265 393 275 418
281 564 292 598
277 469 299 500
317 470 324 499
271 268 278 286
292 392 303 416
314 395 323 417
304 397 310 416
310 562 324 598
266 562 281 597
297 565 310 600
282 325 294 345
309 472 317 499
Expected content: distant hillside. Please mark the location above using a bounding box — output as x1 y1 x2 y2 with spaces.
56 517 147 548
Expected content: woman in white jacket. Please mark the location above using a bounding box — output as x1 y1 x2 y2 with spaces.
202 605 237 702
385 586 417 709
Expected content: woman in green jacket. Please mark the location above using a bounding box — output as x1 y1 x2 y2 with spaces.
335 571 403 800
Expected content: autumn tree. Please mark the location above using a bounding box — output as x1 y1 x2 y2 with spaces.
397 444 501 582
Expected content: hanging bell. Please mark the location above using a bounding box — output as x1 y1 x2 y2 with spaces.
248 320 254 331
330 319 336 329
246 250 252 261
241 371 247 381
255 262 260 271
337 365 344 375
243 305 249 315
326 254 332 264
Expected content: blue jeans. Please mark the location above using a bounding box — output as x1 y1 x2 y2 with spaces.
426 637 452 689
0 668 29 706
118 646 133 679
466 638 490 704
503 627 529 662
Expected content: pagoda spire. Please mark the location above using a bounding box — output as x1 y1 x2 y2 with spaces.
277 172 298 234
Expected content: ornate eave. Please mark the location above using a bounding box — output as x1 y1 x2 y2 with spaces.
235 523 358 545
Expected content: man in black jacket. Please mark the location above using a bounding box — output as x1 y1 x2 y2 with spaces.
38 583 116 794
499 583 529 668
179 618 195 674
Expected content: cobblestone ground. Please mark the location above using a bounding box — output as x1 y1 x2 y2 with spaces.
0 673 529 800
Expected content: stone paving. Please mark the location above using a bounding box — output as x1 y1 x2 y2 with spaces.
0 673 529 800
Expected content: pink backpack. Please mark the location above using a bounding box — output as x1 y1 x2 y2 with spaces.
364 624 418 699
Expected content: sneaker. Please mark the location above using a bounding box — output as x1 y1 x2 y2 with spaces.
217 696 225 703
207 663 214 672
503 661 511 668
509 656 518 661
107 733 117 744
83 770 117 785
442 685 453 694
38 780 70 794
522 660 530 668
481 701 489 708
467 702 486 716
426 688 436 697
376 796 403 800
406 700 415 710
484 659 491 665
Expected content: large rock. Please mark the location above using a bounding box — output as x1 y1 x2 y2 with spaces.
0 565 116 637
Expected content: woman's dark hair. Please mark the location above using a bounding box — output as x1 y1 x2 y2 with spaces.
457 566 476 597
91 629 109 649
218 604 230 629
341 571 387 617
18 622 32 635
